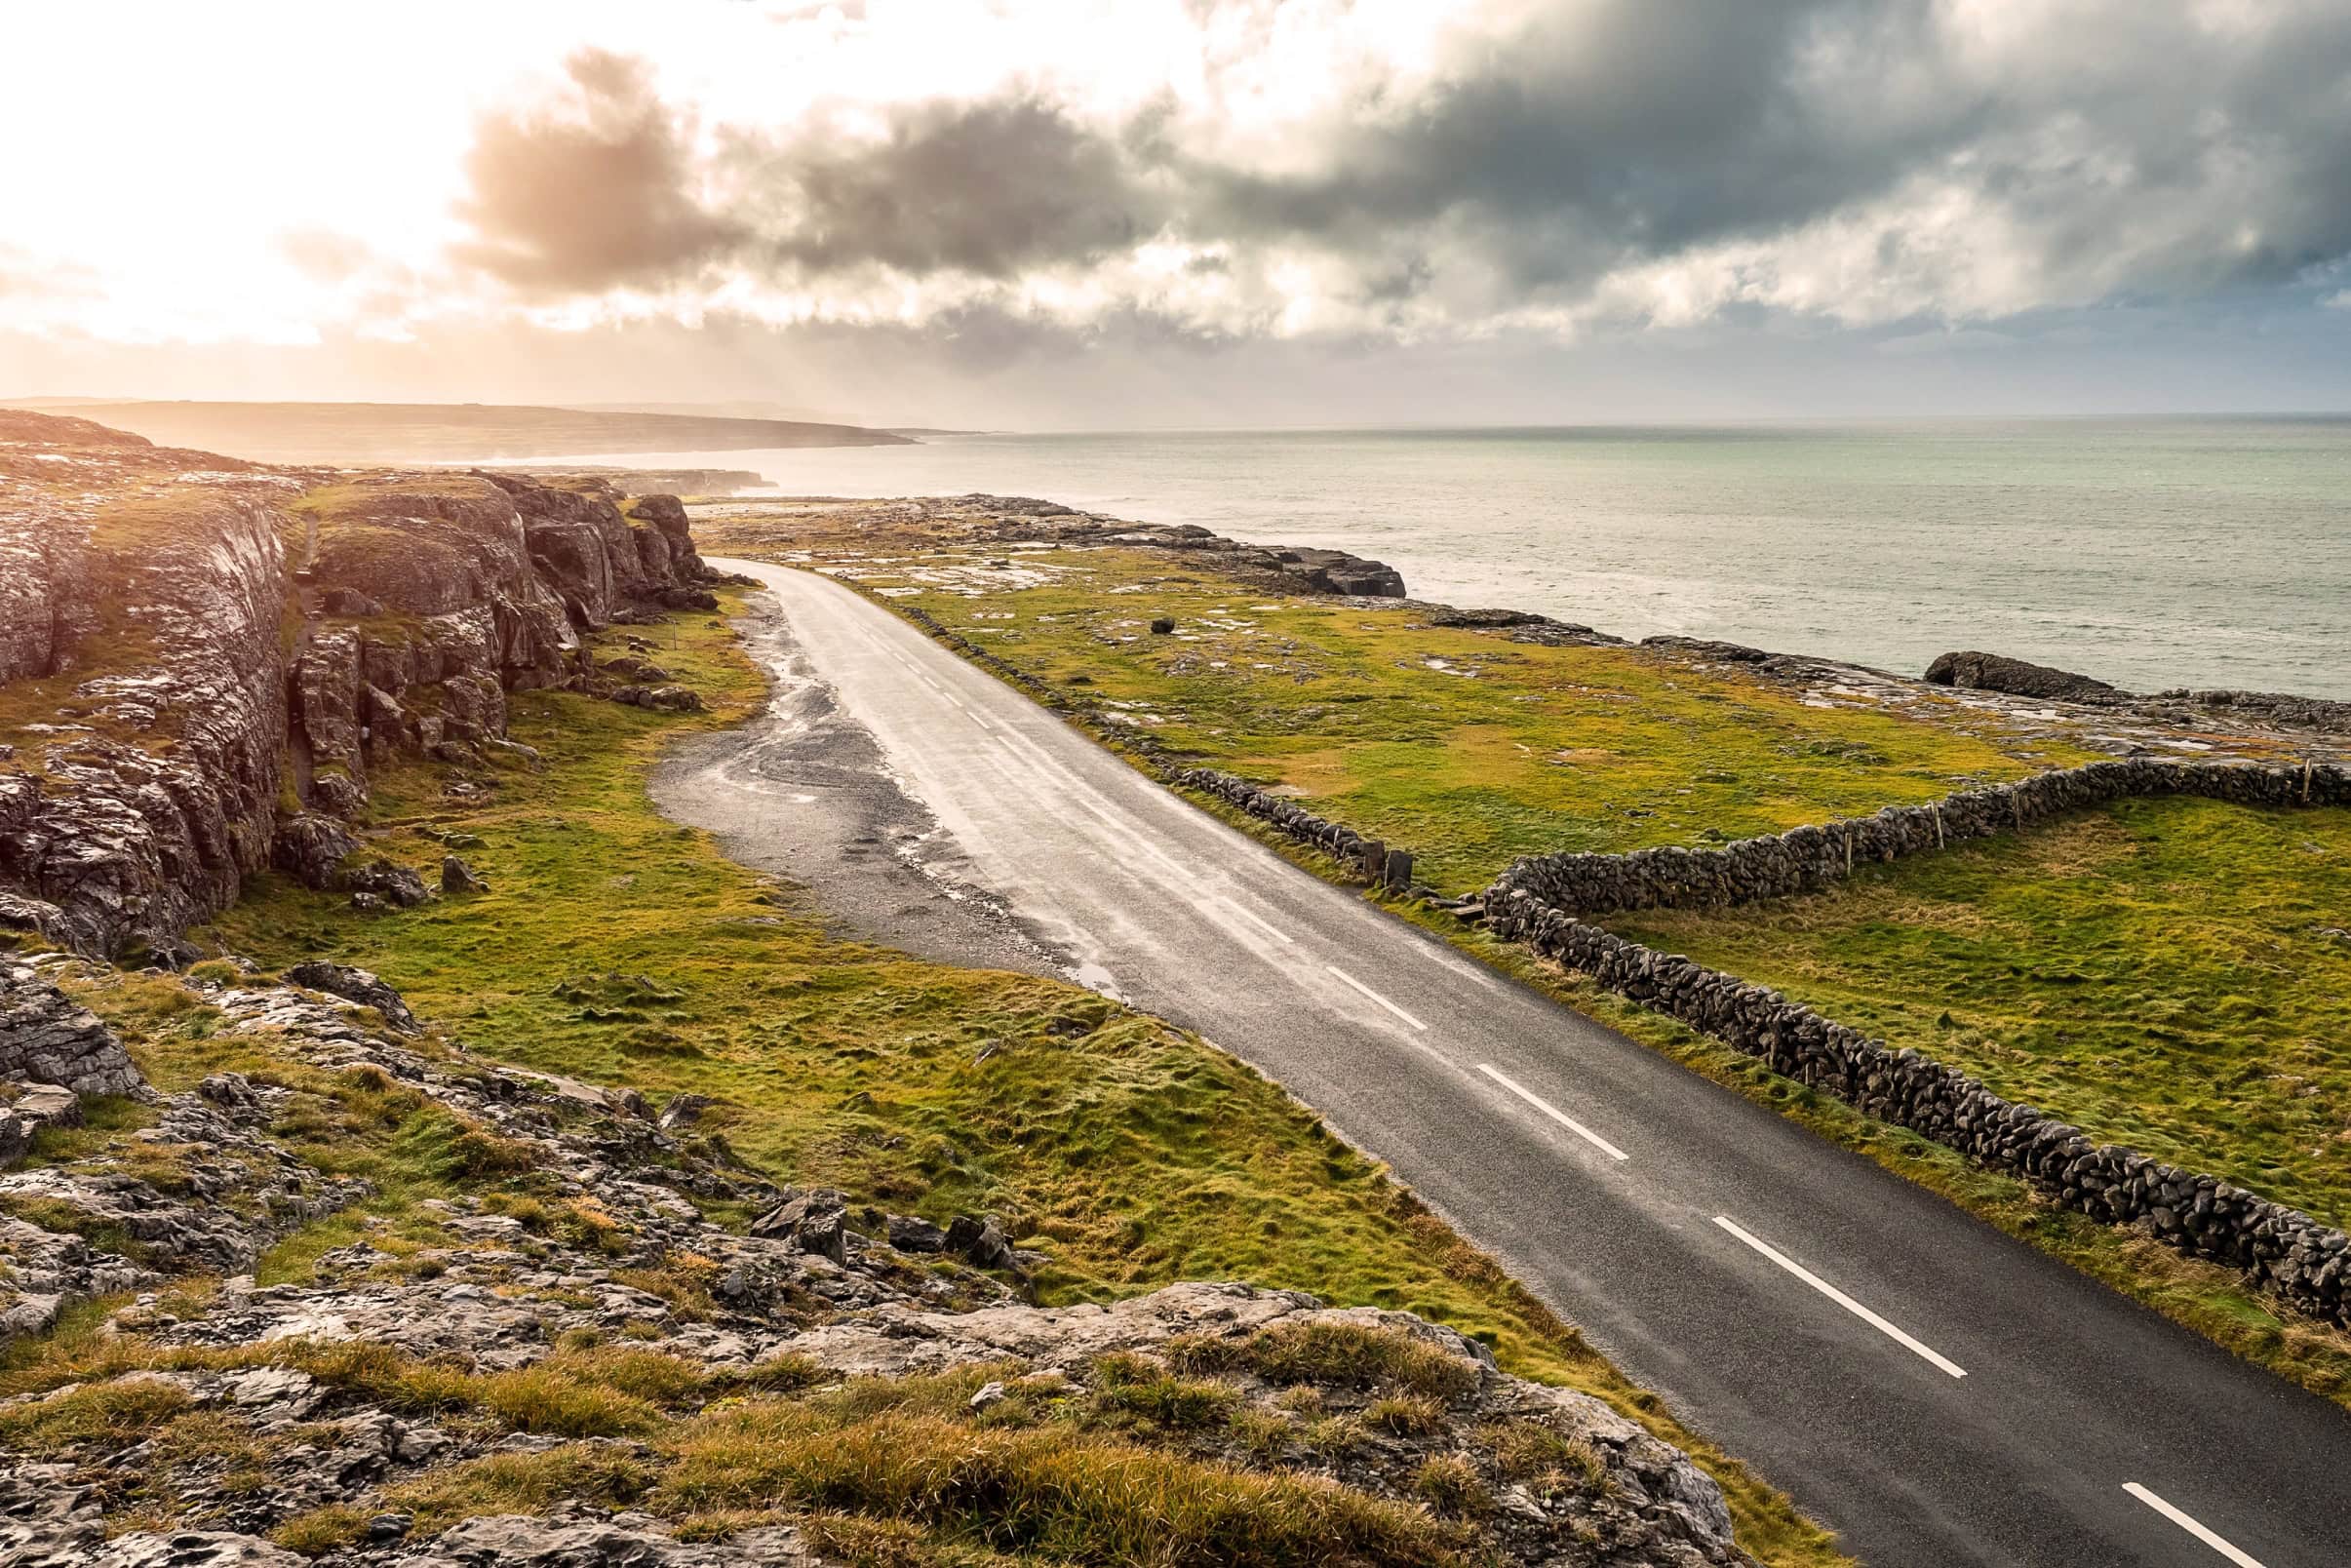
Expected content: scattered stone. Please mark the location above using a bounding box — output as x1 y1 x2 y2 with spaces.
1150 616 1176 634
610 684 704 713
284 962 420 1035
440 855 490 895
343 860 434 910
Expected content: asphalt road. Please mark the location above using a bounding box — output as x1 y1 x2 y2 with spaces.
693 559 2351 1568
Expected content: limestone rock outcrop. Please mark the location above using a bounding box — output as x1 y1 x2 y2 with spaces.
0 412 724 958
0 961 143 1096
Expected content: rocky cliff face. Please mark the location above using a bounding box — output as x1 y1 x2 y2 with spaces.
0 412 724 958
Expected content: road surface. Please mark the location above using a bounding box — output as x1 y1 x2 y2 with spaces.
683 559 2351 1568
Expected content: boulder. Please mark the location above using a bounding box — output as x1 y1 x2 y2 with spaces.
282 962 420 1035
0 964 145 1097
886 1215 949 1254
270 814 359 890
344 860 433 910
750 1189 849 1264
0 1083 82 1161
440 856 490 895
1924 649 2126 704
320 587 383 617
656 1092 715 1132
946 1213 1015 1271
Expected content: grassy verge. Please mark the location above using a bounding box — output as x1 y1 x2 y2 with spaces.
187 592 1844 1566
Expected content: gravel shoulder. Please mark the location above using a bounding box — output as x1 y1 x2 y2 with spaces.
651 594 1066 980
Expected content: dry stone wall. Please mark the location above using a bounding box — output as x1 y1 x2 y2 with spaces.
1487 758 2350 917
1481 892 2351 1326
1172 767 1417 889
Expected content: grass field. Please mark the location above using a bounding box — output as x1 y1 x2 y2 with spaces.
1610 794 2351 1230
189 591 1843 1567
751 538 2086 892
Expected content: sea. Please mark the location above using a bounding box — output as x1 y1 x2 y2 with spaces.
543 419 2351 700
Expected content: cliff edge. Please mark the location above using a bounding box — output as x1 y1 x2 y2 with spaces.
0 411 726 959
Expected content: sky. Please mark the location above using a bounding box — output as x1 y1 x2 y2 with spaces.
5 0 2350 429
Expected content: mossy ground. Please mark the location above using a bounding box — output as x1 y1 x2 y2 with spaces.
1611 794 2351 1229
713 534 2087 893
185 594 1842 1567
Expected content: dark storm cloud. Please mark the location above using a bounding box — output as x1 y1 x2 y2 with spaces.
454 50 748 293
1181 3 1949 278
449 4 2351 328
741 97 1163 278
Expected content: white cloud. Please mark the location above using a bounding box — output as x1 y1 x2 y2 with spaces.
1 0 2346 356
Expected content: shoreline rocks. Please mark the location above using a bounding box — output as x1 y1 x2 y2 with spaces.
1924 649 2127 703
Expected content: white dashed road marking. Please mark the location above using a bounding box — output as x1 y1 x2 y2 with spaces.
1476 1064 1629 1161
2123 1484 2268 1567
1712 1216 1968 1379
1325 964 1429 1031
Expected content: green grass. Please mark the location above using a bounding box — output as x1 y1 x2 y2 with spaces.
1610 795 2351 1229
698 530 2085 893
183 594 1843 1568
